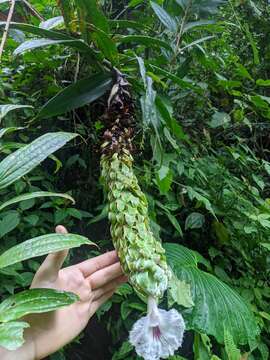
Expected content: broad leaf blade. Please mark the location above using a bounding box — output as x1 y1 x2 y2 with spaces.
0 132 77 189
0 321 29 351
0 191 75 211
0 289 79 322
165 243 259 347
0 104 32 121
0 233 94 268
38 73 112 119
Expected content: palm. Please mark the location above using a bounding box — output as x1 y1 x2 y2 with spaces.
26 226 126 359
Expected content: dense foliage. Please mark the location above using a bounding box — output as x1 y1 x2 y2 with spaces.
1 0 270 359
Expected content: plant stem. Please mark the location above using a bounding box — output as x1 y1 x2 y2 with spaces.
171 0 192 64
0 0 16 62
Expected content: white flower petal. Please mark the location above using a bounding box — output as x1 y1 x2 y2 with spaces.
129 298 185 360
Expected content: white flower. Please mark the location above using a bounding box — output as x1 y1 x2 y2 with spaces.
129 297 185 360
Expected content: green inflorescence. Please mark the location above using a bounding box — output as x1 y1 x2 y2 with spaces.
101 150 169 300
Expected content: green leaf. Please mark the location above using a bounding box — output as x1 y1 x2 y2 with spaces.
109 19 148 31
224 328 241 360
0 212 20 238
0 233 94 268
156 166 173 193
166 212 183 237
210 112 231 128
165 243 259 347
180 36 215 52
38 73 112 119
0 289 79 322
39 16 64 30
190 0 226 16
185 212 205 230
0 132 77 189
0 104 32 122
75 0 109 33
91 28 118 64
58 0 77 32
14 38 94 56
0 191 75 211
0 321 29 351
256 79 270 87
150 1 177 32
112 341 133 360
0 22 76 40
260 243 270 251
118 35 173 52
148 64 196 89
183 20 215 33
0 127 24 139
168 271 194 308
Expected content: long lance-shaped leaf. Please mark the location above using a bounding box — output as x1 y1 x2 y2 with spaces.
0 127 24 139
14 38 94 56
0 233 94 269
39 16 64 30
0 104 33 122
0 132 77 189
118 35 173 52
150 1 177 32
38 73 113 119
0 321 29 351
0 289 79 322
0 22 100 59
0 21 74 40
0 191 75 211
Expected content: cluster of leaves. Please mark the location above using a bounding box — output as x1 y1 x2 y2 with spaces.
1 0 270 359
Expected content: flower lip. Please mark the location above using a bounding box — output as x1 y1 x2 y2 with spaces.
129 296 186 360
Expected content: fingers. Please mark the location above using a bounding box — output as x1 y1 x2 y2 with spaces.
90 290 115 315
32 226 69 284
92 275 127 301
55 225 68 234
88 262 124 290
76 250 119 277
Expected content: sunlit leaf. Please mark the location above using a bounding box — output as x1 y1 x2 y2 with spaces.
39 16 64 30
14 38 94 56
0 132 77 189
150 1 177 32
0 233 94 268
0 191 75 211
0 104 32 122
0 289 79 322
0 321 29 351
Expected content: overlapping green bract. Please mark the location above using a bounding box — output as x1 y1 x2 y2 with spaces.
101 151 169 299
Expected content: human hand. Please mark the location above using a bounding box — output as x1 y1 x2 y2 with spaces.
0 225 127 360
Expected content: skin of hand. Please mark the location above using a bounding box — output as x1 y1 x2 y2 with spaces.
0 225 127 360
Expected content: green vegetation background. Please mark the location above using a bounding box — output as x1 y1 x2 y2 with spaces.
0 0 270 359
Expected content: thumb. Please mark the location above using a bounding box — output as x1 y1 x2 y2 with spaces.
31 226 69 286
